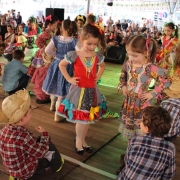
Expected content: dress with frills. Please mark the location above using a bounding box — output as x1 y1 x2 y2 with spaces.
119 60 171 140
42 36 77 97
57 51 107 124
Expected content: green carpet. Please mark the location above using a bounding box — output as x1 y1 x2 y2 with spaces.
99 62 122 88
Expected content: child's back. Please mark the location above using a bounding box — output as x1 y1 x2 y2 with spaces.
2 58 27 91
118 134 175 180
118 106 176 180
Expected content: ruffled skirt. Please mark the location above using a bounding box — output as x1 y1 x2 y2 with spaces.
57 85 107 124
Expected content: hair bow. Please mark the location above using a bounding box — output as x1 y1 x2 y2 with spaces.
77 15 84 21
91 23 104 35
45 15 52 21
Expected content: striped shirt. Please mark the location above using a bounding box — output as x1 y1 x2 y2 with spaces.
118 134 176 180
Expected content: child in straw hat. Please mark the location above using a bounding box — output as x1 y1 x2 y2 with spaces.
2 49 30 95
0 89 64 180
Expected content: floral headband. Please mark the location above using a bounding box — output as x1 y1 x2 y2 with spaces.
45 15 52 21
91 23 104 35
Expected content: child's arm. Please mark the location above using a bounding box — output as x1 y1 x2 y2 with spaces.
45 39 56 57
24 128 50 159
118 62 128 95
96 61 105 82
59 59 80 85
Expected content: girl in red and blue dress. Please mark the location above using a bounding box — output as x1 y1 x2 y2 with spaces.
58 23 107 155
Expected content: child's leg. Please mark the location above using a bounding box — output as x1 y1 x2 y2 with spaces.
48 142 64 172
7 74 30 95
50 95 57 111
54 96 64 121
82 124 89 146
75 123 84 149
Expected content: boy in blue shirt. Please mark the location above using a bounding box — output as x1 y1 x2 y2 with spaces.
2 49 30 95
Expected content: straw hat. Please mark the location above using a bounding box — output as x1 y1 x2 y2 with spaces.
164 81 180 98
17 35 27 44
0 89 31 124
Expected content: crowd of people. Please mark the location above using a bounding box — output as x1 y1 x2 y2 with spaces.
0 9 179 180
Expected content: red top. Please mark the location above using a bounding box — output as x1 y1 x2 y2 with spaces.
74 56 98 88
162 36 171 47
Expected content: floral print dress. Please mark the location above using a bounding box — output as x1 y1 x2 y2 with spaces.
119 60 170 140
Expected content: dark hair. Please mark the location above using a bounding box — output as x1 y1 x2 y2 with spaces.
7 25 12 29
126 35 157 62
86 14 96 24
55 22 61 36
13 49 25 60
81 23 106 53
164 22 179 38
63 19 78 37
142 106 171 138
44 15 58 28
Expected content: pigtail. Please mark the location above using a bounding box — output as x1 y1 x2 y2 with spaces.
174 25 179 38
68 21 78 38
98 33 106 54
148 38 157 63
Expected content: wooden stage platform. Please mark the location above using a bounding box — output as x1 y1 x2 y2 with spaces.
0 62 179 180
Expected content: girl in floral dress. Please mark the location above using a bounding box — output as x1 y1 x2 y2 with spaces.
58 23 107 155
118 35 170 142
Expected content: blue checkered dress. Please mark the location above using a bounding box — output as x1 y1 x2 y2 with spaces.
160 98 180 137
118 134 176 180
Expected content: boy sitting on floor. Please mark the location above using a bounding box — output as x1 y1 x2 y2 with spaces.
118 106 176 180
0 89 64 180
2 49 30 95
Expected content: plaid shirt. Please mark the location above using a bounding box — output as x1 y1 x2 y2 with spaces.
160 98 180 137
0 125 50 179
118 134 176 180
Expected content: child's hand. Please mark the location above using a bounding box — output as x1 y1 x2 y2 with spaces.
140 92 153 102
67 77 80 85
35 126 46 133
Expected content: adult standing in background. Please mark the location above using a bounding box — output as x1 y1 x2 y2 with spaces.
15 12 22 26
0 16 7 42
106 16 114 27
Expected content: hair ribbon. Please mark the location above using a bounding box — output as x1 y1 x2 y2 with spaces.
91 23 104 35
45 15 52 21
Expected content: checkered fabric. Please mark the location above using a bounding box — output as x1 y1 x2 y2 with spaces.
0 125 50 179
118 134 176 180
160 98 180 137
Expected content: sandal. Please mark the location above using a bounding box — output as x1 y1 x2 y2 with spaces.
102 110 119 118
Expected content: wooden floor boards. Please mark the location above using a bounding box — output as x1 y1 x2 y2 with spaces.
0 62 180 180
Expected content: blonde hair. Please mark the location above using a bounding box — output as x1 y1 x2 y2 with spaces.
174 42 180 69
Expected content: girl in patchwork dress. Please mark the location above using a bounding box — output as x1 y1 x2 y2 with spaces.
42 19 78 121
118 35 171 143
58 23 106 155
